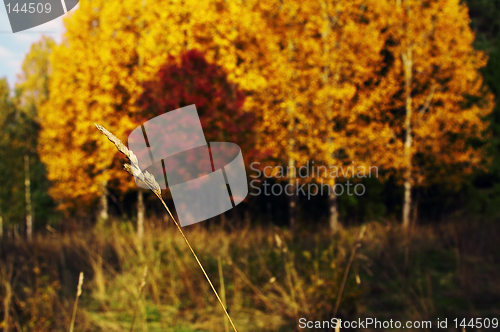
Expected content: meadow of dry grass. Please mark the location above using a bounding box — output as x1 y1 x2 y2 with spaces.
1 217 499 331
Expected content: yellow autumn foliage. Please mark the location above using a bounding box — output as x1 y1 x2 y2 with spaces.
38 0 493 212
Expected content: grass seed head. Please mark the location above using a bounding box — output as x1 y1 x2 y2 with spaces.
96 124 160 196
94 123 130 158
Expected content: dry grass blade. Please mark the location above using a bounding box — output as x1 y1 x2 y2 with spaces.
332 226 366 319
95 124 238 332
69 272 84 332
129 266 148 332
2 260 14 332
218 256 229 332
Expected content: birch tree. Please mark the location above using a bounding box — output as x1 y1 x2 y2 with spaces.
384 0 494 229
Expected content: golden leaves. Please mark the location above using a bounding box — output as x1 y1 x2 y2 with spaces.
37 0 494 210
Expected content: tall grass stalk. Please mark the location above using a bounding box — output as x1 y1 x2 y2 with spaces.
218 256 229 332
95 124 239 332
69 272 84 332
332 226 366 318
129 266 148 332
2 265 13 332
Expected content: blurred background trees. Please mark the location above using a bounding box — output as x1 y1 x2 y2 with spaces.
464 0 500 217
1 1 500 330
0 0 498 236
383 0 494 229
0 37 56 239
137 50 254 160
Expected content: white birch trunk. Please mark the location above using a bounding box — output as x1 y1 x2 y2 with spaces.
99 181 109 221
137 189 144 241
288 156 296 229
329 188 340 232
402 47 413 231
286 40 297 230
24 155 32 241
321 4 341 233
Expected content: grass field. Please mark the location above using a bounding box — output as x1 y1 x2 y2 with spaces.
1 217 499 331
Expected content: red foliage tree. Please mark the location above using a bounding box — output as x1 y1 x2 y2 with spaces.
137 50 256 162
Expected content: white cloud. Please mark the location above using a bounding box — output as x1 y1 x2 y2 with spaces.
7 59 22 71
0 5 70 86
0 45 15 58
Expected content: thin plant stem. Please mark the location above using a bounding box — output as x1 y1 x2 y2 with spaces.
69 272 84 332
332 226 366 318
155 193 238 332
94 123 238 332
3 279 12 332
129 267 148 332
218 256 229 332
